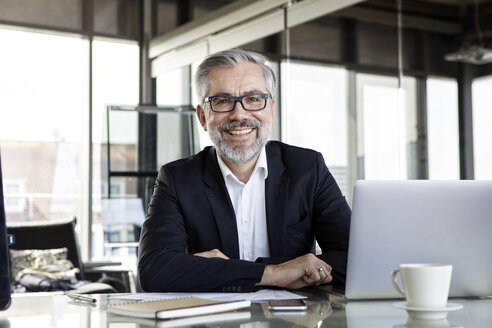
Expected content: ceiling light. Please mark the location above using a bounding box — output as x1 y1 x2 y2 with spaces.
445 45 492 65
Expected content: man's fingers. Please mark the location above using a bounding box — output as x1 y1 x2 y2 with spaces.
318 265 332 282
286 278 310 290
258 253 334 288
303 262 332 285
303 267 323 284
318 265 333 284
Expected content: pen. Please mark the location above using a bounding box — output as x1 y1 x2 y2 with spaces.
67 293 97 304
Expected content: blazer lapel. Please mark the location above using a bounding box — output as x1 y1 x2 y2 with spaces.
265 144 290 257
202 148 240 258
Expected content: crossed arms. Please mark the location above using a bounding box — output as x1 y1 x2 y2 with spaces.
138 146 351 292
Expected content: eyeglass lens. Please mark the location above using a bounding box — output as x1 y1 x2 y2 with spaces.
211 94 267 112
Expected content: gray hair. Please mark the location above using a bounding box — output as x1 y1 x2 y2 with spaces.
194 49 276 105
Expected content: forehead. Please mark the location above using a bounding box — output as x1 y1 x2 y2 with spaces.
207 62 266 95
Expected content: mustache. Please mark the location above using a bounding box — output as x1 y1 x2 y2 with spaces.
217 120 261 133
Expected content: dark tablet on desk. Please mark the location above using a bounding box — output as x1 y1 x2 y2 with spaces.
0 153 12 310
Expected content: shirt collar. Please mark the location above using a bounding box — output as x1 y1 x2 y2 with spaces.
216 147 268 184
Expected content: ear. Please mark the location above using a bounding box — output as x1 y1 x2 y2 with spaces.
269 98 275 122
196 104 208 131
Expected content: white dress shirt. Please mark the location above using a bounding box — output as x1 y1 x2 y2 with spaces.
216 148 270 261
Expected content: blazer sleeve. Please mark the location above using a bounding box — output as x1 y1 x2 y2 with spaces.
138 165 266 292
312 152 351 285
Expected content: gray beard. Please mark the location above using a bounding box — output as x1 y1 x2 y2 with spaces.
208 120 271 165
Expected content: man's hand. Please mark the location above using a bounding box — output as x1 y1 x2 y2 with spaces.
193 249 230 260
257 253 332 289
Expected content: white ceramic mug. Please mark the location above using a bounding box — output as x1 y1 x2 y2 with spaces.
391 263 452 308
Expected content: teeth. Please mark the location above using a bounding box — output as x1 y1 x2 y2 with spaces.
229 128 252 135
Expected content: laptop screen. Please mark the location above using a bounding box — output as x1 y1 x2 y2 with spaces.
0 153 12 310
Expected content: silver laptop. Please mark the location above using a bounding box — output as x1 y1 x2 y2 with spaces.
345 180 492 299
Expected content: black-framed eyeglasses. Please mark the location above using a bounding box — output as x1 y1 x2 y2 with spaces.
204 93 272 112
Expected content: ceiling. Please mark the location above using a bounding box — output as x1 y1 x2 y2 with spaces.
420 0 491 5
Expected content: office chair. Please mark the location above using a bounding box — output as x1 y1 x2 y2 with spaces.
7 217 135 293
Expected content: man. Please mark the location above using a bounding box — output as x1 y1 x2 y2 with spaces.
138 49 351 292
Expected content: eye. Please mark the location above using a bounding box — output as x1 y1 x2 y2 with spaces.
246 94 262 102
213 97 233 105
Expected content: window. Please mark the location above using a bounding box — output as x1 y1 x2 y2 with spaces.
91 39 140 263
0 28 89 223
472 76 492 179
356 74 417 180
426 77 459 180
0 28 140 264
156 67 198 165
3 180 26 214
191 62 215 151
281 61 349 196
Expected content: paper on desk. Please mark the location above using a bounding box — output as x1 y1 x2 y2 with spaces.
110 289 306 303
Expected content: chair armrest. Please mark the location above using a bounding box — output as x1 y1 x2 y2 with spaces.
83 266 137 293
82 261 122 269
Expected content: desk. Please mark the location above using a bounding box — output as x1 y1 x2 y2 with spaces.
1 290 491 328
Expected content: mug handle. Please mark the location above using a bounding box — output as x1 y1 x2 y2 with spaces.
390 268 406 297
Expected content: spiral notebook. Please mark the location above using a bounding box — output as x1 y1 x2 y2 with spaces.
107 297 251 320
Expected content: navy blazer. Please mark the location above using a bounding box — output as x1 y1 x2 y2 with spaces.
138 141 351 292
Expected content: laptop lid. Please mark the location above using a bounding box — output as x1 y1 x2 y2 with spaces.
0 152 12 310
345 180 492 300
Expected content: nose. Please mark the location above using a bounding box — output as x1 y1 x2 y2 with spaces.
228 99 249 120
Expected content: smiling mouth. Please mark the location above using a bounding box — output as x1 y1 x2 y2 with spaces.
227 128 253 135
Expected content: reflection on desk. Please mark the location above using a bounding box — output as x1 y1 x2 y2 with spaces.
0 290 491 328
107 311 251 327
